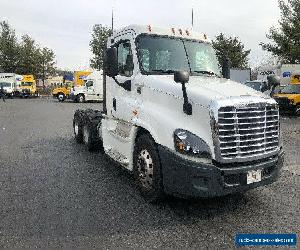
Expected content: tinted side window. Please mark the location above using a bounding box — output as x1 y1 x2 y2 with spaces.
117 42 134 77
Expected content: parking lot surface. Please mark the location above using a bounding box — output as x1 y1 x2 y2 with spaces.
0 98 299 249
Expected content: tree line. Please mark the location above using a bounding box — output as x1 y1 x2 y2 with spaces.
0 21 56 84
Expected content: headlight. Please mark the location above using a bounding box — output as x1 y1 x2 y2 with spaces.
174 129 211 160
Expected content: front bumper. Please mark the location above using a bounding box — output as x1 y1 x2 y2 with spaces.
273 97 295 113
158 145 284 198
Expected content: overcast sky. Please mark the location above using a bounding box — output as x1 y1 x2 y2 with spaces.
0 0 281 70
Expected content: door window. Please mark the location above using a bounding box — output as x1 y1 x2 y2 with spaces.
117 41 134 77
86 80 93 88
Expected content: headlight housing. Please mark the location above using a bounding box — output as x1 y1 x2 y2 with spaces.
174 129 211 160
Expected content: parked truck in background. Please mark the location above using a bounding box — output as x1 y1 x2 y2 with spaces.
52 71 91 102
19 75 38 97
70 71 103 103
73 25 283 202
0 73 22 97
230 68 251 83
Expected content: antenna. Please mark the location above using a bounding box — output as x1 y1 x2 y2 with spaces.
111 8 114 35
191 8 194 29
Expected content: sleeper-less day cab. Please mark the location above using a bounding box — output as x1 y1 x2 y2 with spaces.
73 25 284 201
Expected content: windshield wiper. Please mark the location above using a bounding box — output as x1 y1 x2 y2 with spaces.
193 70 220 77
151 69 176 74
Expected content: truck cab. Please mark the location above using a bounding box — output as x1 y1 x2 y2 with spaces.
70 71 103 102
74 25 284 201
273 84 300 115
20 75 38 97
0 73 23 97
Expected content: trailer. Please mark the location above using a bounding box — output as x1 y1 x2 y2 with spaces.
73 25 284 202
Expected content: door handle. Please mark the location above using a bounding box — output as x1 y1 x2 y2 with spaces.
135 82 144 94
113 98 116 111
135 82 144 87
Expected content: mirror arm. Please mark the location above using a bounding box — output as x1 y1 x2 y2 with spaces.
181 83 192 115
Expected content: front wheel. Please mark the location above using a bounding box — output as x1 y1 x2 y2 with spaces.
133 134 164 202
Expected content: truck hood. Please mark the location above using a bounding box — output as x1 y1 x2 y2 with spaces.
143 75 267 107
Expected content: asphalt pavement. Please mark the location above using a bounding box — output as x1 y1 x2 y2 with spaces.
0 98 299 249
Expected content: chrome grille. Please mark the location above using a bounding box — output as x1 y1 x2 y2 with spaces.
217 104 279 159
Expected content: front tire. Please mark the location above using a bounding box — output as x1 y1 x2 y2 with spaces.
133 134 164 202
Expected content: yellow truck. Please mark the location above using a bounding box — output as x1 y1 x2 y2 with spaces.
19 75 39 97
52 71 91 102
273 83 300 115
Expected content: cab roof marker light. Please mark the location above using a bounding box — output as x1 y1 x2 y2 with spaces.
147 25 152 32
171 28 176 35
186 30 190 36
204 34 207 39
178 28 183 35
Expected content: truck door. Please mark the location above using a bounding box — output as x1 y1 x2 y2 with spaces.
110 39 136 122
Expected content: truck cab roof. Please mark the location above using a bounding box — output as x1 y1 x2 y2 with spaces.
111 25 211 43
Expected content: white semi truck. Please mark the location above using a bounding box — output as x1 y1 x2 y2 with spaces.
70 71 103 102
73 25 284 201
0 73 22 97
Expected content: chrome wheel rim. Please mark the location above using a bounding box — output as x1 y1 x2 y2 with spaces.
79 96 84 102
137 149 154 189
58 94 64 101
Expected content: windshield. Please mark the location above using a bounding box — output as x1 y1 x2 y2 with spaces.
137 35 221 77
0 82 12 88
281 84 300 94
245 81 262 91
21 82 33 86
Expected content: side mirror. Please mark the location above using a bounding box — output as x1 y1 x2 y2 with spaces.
174 71 189 84
222 57 231 79
174 71 192 115
105 47 118 77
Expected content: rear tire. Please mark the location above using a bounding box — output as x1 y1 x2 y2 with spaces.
133 133 164 202
295 105 300 116
77 94 85 103
73 110 84 143
57 93 65 102
82 110 103 152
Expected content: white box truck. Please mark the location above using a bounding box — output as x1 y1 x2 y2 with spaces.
230 68 251 83
0 73 22 97
73 25 284 201
70 71 103 102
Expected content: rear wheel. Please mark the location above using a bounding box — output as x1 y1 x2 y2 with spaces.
82 110 103 152
73 110 84 143
77 94 85 103
133 134 164 202
295 105 300 116
57 93 65 102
